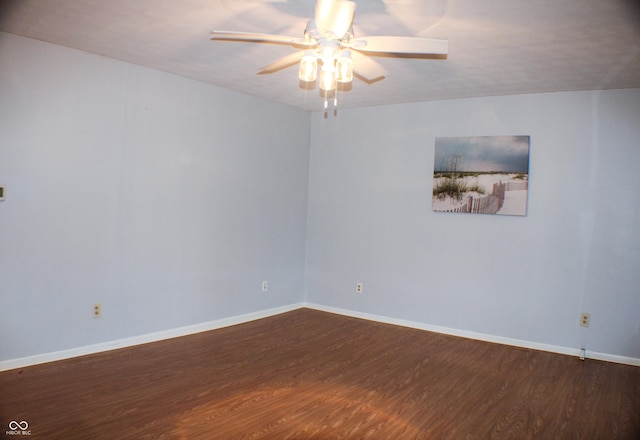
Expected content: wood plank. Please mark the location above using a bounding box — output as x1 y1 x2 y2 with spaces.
1 308 638 439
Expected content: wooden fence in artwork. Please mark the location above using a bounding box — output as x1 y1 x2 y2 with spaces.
505 181 528 191
441 180 528 214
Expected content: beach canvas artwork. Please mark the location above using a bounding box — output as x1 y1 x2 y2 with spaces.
432 136 530 216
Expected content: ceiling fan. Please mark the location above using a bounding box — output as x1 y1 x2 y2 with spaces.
210 0 448 109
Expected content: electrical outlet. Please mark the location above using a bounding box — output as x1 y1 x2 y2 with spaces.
262 281 268 292
356 282 363 294
93 304 102 319
579 312 590 327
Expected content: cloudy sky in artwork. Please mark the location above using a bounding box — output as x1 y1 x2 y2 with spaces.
434 136 530 173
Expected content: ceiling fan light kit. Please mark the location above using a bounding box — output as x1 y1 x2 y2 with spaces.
210 0 448 112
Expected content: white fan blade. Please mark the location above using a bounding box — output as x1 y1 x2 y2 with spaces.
349 36 448 56
210 31 314 48
315 0 356 39
351 51 386 83
258 51 306 75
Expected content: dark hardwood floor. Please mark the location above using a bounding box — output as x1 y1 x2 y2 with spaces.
1 308 639 439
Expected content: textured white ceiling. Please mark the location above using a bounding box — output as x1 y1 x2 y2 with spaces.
1 0 639 112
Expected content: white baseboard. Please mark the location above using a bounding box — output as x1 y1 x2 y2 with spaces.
0 303 305 372
3 302 638 371
303 303 640 367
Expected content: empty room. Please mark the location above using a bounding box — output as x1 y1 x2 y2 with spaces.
1 0 639 438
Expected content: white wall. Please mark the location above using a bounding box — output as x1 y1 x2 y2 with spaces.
0 33 310 362
306 90 640 360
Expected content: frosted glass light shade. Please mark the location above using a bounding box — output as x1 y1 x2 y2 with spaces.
336 53 353 83
299 54 318 82
319 64 336 91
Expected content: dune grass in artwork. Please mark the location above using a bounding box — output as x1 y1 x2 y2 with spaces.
432 136 530 216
